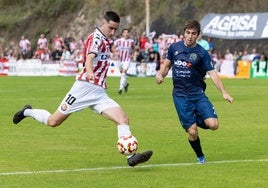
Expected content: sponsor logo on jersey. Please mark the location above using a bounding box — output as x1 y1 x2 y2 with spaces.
174 60 192 68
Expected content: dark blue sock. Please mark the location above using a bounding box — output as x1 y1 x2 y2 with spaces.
189 137 204 158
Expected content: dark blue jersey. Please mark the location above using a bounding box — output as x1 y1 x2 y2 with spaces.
166 41 213 96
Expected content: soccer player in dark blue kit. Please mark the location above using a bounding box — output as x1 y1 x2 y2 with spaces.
156 19 234 163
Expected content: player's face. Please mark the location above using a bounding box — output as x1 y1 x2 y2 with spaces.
101 19 119 38
122 30 129 38
184 28 199 47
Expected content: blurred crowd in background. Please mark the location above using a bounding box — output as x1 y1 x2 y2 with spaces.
1 30 267 75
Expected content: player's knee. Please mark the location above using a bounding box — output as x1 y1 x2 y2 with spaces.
207 122 219 130
47 119 62 127
187 126 198 139
205 118 219 130
211 124 219 130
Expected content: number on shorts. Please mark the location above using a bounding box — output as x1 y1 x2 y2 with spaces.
65 94 76 105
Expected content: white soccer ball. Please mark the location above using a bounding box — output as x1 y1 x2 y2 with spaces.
117 135 138 156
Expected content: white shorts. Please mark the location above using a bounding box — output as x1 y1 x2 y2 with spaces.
57 80 120 115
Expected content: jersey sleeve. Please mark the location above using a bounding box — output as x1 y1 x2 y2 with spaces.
87 33 102 55
166 43 174 62
202 52 214 71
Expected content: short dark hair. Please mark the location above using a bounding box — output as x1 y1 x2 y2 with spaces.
104 11 120 23
122 28 129 33
184 19 201 35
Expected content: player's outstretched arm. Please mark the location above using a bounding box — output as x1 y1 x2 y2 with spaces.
208 70 234 103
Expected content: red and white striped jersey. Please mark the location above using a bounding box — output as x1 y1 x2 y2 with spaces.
76 28 111 89
37 38 48 50
114 37 134 62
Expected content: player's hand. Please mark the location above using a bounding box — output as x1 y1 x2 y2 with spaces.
86 71 95 81
156 74 164 84
223 93 234 103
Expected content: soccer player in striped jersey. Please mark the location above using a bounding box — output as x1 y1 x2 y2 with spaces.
113 28 134 94
13 11 152 167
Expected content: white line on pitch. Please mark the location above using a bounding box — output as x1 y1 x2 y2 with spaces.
0 158 267 176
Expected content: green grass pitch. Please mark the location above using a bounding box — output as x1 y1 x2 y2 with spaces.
0 76 267 187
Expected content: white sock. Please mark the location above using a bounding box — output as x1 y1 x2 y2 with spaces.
117 124 131 139
118 125 136 157
24 109 51 125
119 73 127 90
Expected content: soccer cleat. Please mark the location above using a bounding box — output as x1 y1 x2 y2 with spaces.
13 104 32 124
127 150 153 167
118 90 123 94
124 83 129 93
197 156 206 164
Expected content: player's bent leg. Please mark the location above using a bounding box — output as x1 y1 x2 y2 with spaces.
187 124 198 141
187 124 206 163
47 110 70 127
119 69 128 94
102 107 153 166
101 107 129 125
204 118 218 130
124 82 129 93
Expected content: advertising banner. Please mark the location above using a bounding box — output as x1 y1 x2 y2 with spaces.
235 60 251 78
201 13 268 39
59 60 78 76
0 58 9 76
108 60 158 77
107 60 121 77
8 59 60 76
219 60 234 77
5 59 158 77
250 60 268 78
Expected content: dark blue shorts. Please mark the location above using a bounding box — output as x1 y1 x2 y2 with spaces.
173 94 217 130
